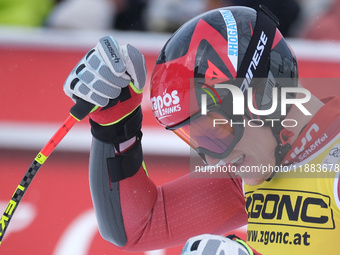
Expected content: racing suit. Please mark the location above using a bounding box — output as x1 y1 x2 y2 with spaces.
89 96 340 254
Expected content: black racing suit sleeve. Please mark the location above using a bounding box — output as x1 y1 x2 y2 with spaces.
88 106 143 246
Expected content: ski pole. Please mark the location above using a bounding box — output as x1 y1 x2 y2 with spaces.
0 99 94 245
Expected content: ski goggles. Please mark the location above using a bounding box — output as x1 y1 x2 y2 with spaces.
167 109 244 162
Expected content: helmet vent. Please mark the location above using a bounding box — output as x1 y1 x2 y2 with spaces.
262 71 276 105
190 240 201 251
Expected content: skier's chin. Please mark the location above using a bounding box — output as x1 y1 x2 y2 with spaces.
242 176 268 186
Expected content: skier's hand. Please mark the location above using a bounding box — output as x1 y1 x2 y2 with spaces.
64 35 147 125
181 234 254 255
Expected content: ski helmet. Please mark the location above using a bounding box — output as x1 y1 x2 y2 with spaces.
150 6 298 162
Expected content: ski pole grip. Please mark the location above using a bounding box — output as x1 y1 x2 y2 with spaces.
70 99 95 121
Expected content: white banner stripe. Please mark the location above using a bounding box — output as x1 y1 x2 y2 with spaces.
0 121 189 155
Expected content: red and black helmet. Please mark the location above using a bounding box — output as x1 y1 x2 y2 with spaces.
150 6 298 128
150 6 298 163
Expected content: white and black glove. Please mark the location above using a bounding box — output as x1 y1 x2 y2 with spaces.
64 35 146 125
181 234 254 255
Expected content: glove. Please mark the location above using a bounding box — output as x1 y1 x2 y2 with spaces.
64 36 146 182
181 234 254 255
64 35 147 126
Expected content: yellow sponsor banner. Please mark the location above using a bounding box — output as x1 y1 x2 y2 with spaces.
246 189 334 229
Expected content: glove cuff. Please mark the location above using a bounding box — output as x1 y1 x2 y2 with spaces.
90 106 142 148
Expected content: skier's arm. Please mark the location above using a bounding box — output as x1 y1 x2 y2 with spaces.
90 132 247 252
88 106 247 251
63 36 247 251
63 35 147 246
118 169 247 251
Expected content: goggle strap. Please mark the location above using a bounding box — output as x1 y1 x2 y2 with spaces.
236 5 278 80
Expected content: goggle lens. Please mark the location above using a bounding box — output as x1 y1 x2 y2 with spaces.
173 112 235 155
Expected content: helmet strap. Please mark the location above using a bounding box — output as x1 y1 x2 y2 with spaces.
235 5 293 166
271 123 294 166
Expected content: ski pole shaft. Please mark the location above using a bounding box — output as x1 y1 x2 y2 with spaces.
0 99 94 245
